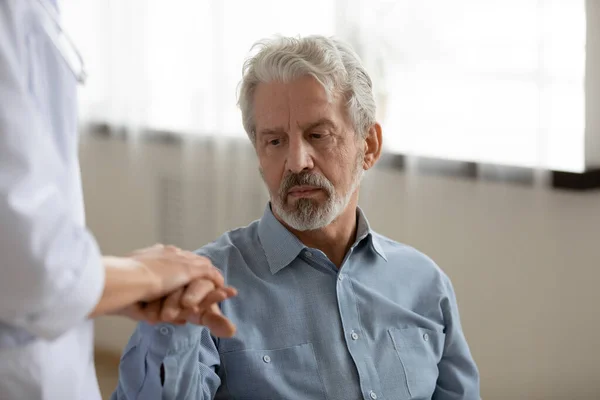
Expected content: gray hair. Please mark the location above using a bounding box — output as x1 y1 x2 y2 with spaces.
237 35 376 144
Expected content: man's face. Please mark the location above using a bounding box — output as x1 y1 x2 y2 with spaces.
253 75 365 231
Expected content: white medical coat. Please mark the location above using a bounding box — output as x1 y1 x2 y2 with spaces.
0 0 105 398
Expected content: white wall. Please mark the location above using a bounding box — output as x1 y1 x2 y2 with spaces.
586 0 600 168
82 135 600 400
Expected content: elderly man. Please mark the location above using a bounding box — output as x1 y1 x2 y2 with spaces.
112 35 480 400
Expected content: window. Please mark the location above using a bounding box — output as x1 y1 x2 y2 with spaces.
62 0 586 171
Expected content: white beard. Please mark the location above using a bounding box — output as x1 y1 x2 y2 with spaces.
271 154 364 231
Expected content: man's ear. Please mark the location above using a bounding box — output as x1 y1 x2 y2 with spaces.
362 123 383 171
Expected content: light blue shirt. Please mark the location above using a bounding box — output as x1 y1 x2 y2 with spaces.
112 204 479 400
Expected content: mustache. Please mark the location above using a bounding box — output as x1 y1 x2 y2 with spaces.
279 171 334 198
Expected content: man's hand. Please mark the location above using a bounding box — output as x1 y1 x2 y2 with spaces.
121 281 238 337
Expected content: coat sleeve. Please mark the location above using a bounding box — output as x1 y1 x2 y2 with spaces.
0 0 104 340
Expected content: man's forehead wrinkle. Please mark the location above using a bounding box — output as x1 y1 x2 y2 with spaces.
255 79 336 135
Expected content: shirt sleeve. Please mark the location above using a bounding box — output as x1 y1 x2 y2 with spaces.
0 0 104 339
433 274 481 400
112 322 222 400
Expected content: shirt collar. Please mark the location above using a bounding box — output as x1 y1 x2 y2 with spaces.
258 204 307 275
355 207 388 262
258 204 387 275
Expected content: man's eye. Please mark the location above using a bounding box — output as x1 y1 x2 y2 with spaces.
310 133 325 139
268 139 281 146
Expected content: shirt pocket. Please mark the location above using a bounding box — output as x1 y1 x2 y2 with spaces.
221 342 327 400
388 327 445 399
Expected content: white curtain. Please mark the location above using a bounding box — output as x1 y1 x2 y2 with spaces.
62 0 586 171
61 0 336 137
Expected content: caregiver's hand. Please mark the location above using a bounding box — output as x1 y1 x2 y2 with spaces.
132 244 227 301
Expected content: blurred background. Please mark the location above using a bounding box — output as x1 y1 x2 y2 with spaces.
58 0 600 398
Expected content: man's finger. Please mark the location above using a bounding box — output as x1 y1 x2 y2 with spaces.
193 287 237 313
180 279 215 309
184 303 236 337
202 309 236 338
222 286 238 297
141 298 163 324
160 288 184 322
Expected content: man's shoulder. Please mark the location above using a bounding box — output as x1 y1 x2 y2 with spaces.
193 220 261 270
370 231 450 283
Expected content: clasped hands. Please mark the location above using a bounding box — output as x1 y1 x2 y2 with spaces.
117 244 237 337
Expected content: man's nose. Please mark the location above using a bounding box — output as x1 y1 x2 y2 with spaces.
286 137 314 173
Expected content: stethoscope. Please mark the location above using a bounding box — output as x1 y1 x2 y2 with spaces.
33 0 87 84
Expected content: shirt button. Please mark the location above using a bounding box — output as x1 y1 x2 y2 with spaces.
304 250 312 257
159 326 171 336
338 274 344 281
351 331 359 340
369 391 378 399
423 333 429 342
262 355 271 363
